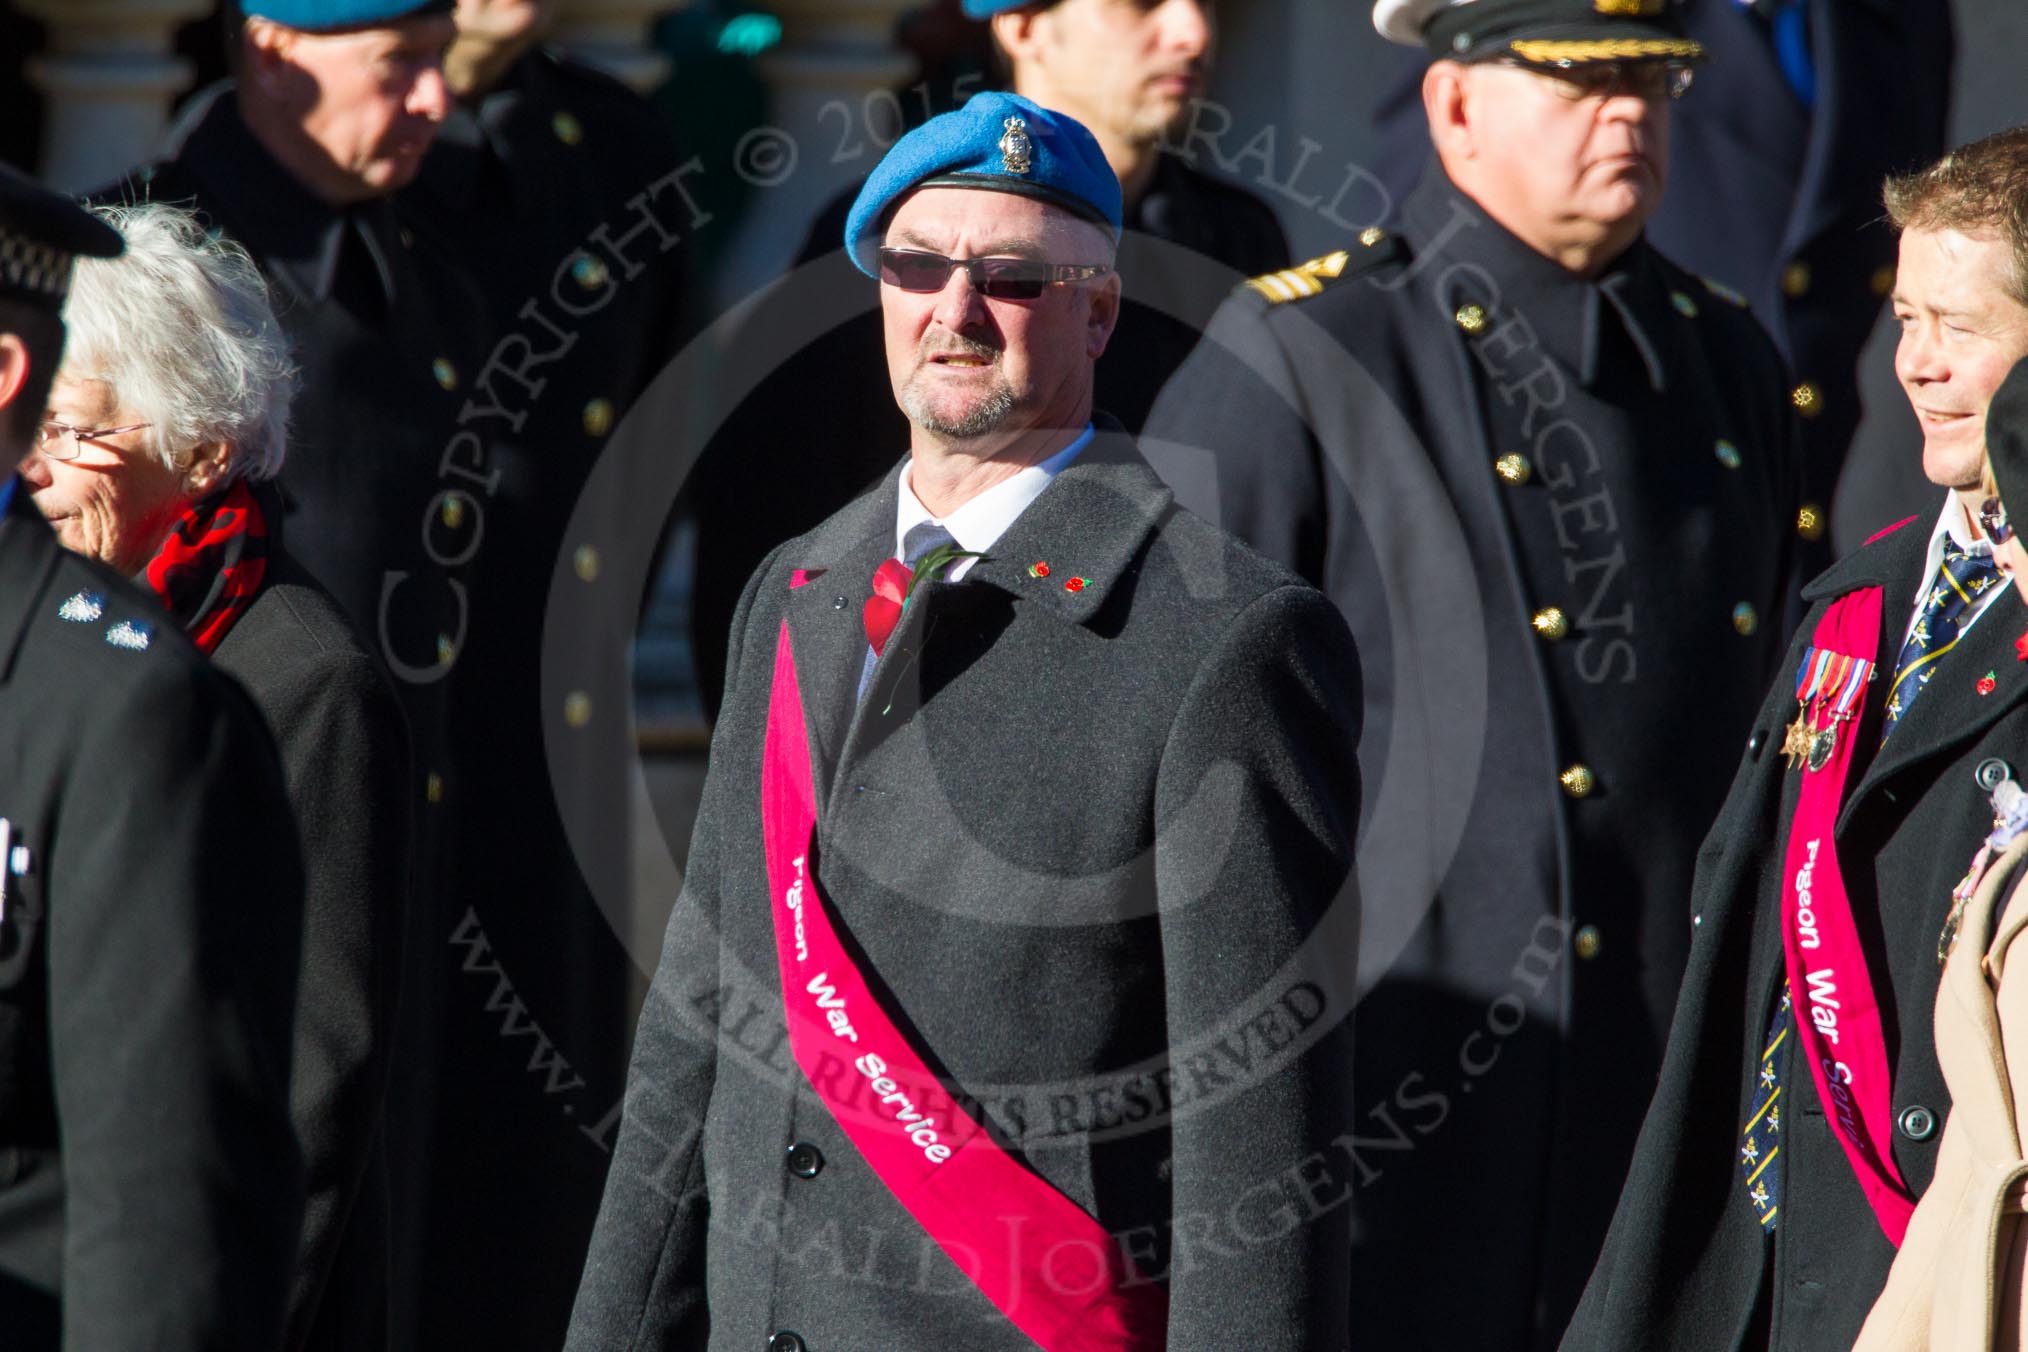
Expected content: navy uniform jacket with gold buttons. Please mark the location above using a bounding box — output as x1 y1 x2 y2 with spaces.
384 49 694 1352
0 486 305 1350
1373 0 1954 558
1564 517 2028 1352
1141 167 1804 1351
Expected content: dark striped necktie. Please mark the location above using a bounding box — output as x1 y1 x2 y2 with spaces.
1740 987 1791 1229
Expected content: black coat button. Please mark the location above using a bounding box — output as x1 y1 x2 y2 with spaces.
1748 729 1767 758
786 1142 824 1179
769 1333 807 1352
1897 1104 1938 1142
1977 758 2014 792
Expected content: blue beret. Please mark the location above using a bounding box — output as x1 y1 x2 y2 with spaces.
238 0 452 30
961 0 1043 15
843 92 1122 278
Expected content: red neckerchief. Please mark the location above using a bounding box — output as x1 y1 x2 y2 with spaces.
144 480 268 655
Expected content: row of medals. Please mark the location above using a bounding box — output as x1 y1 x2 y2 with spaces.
1782 703 1847 774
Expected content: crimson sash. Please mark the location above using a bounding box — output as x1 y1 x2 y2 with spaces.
1778 584 1916 1244
759 618 1168 1348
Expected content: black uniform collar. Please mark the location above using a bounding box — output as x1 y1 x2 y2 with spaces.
160 82 401 309
0 478 60 686
1400 166 1671 393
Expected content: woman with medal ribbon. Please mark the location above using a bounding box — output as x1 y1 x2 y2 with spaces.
1859 357 2028 1350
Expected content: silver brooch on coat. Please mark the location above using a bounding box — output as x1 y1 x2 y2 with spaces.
104 619 152 651
56 591 104 623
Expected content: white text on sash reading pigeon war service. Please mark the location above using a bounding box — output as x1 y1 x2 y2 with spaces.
786 854 954 1165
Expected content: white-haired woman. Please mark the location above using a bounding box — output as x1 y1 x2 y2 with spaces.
22 200 412 1352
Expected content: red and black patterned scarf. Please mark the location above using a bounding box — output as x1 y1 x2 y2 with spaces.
143 480 269 654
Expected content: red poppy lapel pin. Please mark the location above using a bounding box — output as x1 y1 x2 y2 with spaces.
863 542 982 658
1980 670 1999 696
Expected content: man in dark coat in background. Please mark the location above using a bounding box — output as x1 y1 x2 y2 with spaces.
688 0 1289 717
1143 1 1803 1346
1372 0 1955 566
569 94 1363 1351
1564 126 2028 1352
387 0 697 1343
0 167 305 1351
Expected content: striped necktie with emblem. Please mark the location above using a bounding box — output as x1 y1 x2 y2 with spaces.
1740 987 1792 1229
1882 536 2002 739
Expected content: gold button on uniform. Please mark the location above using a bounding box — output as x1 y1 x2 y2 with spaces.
583 398 614 437
441 495 466 529
1359 226 1384 247
1532 606 1570 641
425 772 444 805
1797 502 1826 542
1782 262 1812 298
1714 438 1742 469
432 357 457 391
1455 304 1488 335
1560 765 1597 798
1574 925 1602 960
436 633 456 665
1792 382 1823 417
1733 602 1758 636
553 111 583 145
564 691 593 728
572 253 610 290
574 545 600 582
1670 291 1699 318
1495 453 1532 485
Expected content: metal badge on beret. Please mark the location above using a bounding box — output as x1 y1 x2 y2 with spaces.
999 118 1034 177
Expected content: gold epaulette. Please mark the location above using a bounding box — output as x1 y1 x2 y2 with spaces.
1245 251 1348 304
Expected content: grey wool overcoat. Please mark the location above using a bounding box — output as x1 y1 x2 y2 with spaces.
566 426 1365 1350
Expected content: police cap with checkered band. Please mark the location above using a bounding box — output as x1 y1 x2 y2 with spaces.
0 164 122 315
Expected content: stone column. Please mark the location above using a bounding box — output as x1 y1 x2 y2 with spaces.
549 0 687 95
20 0 211 192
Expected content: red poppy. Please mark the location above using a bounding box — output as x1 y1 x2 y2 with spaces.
1030 561 1050 578
1065 577 1087 593
1980 676 1999 696
863 557 913 657
2018 629 2028 662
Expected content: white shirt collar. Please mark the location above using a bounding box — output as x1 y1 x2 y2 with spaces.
893 425 1094 580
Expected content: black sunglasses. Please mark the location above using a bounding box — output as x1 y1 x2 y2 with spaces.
1982 495 2015 546
877 248 1112 301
